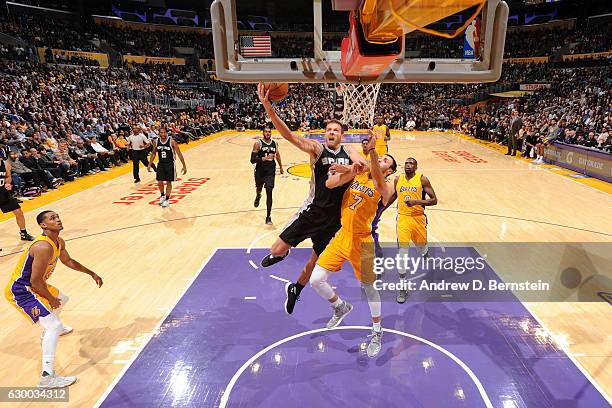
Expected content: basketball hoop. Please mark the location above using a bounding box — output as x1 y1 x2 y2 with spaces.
337 82 381 128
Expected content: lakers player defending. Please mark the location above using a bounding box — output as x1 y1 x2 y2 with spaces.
311 135 397 358
251 127 283 224
372 116 390 157
395 157 437 303
147 127 187 207
4 210 103 388
361 136 391 258
256 83 367 315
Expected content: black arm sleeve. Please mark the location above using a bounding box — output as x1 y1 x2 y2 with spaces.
250 151 261 164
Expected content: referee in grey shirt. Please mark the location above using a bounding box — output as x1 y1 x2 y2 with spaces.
128 126 156 182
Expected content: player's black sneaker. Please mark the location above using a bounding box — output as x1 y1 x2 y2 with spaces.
265 216 272 225
284 282 300 314
254 193 261 208
20 231 34 241
261 250 290 267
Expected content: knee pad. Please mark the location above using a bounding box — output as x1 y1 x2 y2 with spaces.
310 264 330 288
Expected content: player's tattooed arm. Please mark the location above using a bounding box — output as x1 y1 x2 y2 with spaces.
250 141 261 164
4 160 12 191
172 139 187 174
147 139 158 171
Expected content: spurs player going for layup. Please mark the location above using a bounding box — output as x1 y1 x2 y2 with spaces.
251 126 283 225
395 157 437 303
4 210 103 388
311 135 396 357
256 83 367 315
148 128 187 207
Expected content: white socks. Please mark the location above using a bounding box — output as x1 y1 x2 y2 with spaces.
39 313 63 375
363 283 382 331
39 292 69 375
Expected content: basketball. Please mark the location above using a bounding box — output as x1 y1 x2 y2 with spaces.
264 82 289 102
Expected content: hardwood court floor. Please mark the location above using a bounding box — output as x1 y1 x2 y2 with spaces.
0 130 609 407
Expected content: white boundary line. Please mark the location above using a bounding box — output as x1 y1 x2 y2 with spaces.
269 274 290 284
0 131 234 228
219 326 494 408
451 131 611 195
521 302 612 405
0 172 129 226
472 247 612 404
247 230 279 254
92 247 220 408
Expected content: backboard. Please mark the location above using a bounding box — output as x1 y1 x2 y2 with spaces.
210 0 509 84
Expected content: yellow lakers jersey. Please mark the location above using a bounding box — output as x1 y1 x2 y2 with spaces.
340 173 381 235
396 173 425 216
372 124 388 147
8 235 61 286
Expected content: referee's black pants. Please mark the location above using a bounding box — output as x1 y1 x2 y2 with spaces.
132 150 156 181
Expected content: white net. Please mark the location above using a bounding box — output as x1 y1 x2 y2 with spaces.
337 82 381 128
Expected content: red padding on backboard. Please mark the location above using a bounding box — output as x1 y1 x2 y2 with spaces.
341 11 402 79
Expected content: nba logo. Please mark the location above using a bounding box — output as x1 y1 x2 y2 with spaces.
31 306 40 318
463 18 481 59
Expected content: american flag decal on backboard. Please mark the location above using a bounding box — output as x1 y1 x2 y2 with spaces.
240 35 272 57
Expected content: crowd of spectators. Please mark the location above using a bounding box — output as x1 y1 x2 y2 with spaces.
0 13 610 200
97 23 214 58
216 61 611 159
502 28 576 58
268 25 609 60
44 50 101 67
0 44 31 61
0 60 224 197
464 65 611 155
0 12 610 67
1 14 99 52
570 25 612 54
